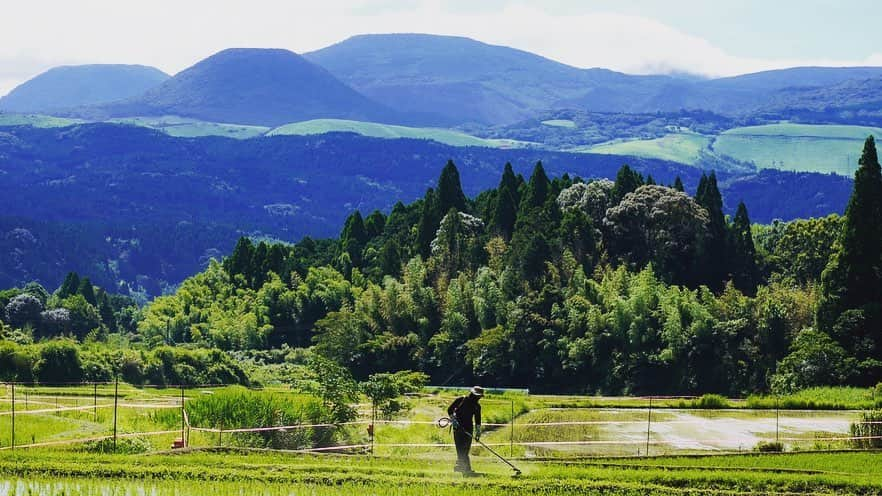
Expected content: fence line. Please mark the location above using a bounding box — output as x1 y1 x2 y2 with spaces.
5 430 882 453
0 430 181 451
2 382 879 457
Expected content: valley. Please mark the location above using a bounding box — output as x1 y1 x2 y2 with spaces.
3 4 882 495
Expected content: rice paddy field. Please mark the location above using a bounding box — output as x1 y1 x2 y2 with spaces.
0 385 879 494
3 449 882 494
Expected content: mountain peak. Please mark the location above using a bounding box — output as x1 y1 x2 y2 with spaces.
92 47 397 127
0 64 169 113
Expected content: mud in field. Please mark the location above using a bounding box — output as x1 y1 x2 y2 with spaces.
519 408 858 456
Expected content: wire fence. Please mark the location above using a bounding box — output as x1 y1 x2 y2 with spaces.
0 382 879 458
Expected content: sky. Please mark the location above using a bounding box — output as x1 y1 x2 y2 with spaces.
1 0 881 95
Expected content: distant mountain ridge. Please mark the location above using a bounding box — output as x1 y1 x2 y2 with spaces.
3 34 882 128
0 64 169 113
78 48 403 126
306 34 882 124
305 33 667 124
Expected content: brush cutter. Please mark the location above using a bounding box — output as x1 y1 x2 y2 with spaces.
437 416 522 476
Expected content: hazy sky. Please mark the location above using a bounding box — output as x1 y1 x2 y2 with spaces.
1 0 880 95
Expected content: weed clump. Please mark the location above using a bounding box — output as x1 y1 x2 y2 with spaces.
81 436 151 454
679 394 730 409
754 441 784 452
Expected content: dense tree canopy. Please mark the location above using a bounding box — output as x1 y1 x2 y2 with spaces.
0 150 877 394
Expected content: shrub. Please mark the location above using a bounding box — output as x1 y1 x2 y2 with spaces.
754 441 784 452
0 341 37 382
362 370 428 419
144 347 249 386
770 329 856 393
81 436 151 454
34 339 83 384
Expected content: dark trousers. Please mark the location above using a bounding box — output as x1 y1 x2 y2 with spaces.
453 427 473 471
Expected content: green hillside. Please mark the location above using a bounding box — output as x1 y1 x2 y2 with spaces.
576 133 711 165
562 123 881 176
268 118 528 148
0 113 84 128
109 116 269 139
713 123 882 175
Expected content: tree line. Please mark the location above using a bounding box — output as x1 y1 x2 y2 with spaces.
2 138 880 394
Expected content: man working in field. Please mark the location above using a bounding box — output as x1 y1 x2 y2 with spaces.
447 386 483 474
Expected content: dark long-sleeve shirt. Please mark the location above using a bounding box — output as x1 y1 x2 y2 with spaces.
448 395 481 429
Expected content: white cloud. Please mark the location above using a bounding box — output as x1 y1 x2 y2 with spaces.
0 0 880 95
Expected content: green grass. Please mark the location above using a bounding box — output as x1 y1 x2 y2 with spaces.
575 133 712 165
0 386 874 493
746 387 878 410
0 113 83 128
3 450 882 495
712 123 882 176
267 119 527 148
109 116 269 139
541 119 576 128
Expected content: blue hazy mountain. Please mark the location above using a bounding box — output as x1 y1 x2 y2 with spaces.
757 76 882 125
305 33 673 125
0 64 169 113
86 48 402 126
306 34 882 124
8 35 882 128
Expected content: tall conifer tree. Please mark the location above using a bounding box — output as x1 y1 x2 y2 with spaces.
818 136 882 367
416 188 439 259
612 165 643 203
224 237 255 281
58 272 80 299
491 163 519 239
673 176 685 192
520 161 550 211
695 172 728 290
730 202 758 293
77 277 97 306
340 211 368 266
437 160 468 215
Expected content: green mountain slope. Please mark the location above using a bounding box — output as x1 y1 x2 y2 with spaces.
268 119 528 148
567 123 881 176
713 123 882 175
577 133 712 165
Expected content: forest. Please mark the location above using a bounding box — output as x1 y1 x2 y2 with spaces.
0 124 854 296
1 137 880 394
